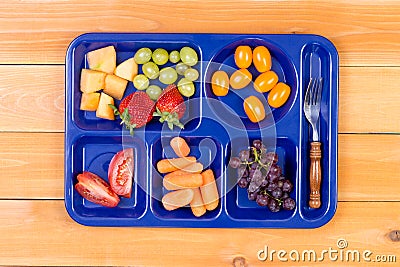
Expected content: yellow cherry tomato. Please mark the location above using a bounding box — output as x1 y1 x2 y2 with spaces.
211 70 229 96
268 82 291 108
253 46 272 73
234 46 252 69
230 69 252 90
243 95 266 123
254 70 279 93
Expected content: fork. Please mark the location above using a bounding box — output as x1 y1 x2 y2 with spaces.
303 77 323 209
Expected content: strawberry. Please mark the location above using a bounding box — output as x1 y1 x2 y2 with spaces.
154 84 186 130
110 92 155 135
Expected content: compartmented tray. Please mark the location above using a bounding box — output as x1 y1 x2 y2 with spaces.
65 33 338 228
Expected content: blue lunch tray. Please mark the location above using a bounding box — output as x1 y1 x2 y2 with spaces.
65 33 338 228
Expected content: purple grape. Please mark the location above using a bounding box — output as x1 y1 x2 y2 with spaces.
277 180 284 189
238 177 249 188
282 198 296 210
248 182 259 193
267 172 279 183
248 191 258 201
238 150 250 161
271 188 283 199
269 164 282 177
281 192 290 199
282 179 293 192
256 194 269 207
229 157 241 168
253 139 262 150
251 162 259 170
268 198 281 212
237 165 247 178
265 152 278 164
260 179 268 187
267 181 278 192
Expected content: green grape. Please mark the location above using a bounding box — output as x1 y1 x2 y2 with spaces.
146 85 163 100
152 48 169 65
142 62 159 79
169 50 180 63
159 67 178 84
177 78 195 97
133 74 149 90
134 48 152 64
180 47 198 66
184 68 199 81
176 62 190 75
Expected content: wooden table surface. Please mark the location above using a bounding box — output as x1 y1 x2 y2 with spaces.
1 0 399 266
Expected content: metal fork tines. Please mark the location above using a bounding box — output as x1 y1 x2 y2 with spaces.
304 77 323 141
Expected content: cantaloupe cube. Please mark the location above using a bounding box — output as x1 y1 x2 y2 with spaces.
80 92 100 111
80 69 106 93
114 57 138 82
87 46 116 74
103 74 128 100
96 93 115 120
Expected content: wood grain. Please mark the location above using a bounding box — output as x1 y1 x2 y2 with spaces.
0 65 64 132
1 133 399 202
339 67 400 133
0 133 64 199
0 200 398 266
0 1 400 66
1 65 400 133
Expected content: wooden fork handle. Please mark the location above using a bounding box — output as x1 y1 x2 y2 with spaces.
309 141 322 208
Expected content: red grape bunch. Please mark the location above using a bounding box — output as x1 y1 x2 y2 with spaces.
229 140 296 212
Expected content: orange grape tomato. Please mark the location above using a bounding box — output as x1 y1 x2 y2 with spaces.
254 71 279 93
253 46 272 73
268 82 291 108
243 95 266 123
211 70 229 96
230 69 252 90
234 46 252 69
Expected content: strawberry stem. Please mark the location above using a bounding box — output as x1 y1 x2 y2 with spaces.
109 104 137 135
153 107 184 130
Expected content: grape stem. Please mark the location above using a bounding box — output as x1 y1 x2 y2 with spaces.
241 147 272 171
261 190 283 205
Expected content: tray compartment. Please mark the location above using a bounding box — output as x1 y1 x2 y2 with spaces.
204 37 298 130
225 136 298 220
299 42 337 221
70 39 203 132
67 134 147 221
150 136 223 220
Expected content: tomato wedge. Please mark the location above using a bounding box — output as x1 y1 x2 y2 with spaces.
75 171 120 207
108 148 134 198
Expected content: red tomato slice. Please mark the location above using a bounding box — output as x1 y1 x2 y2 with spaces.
75 171 120 207
108 148 134 198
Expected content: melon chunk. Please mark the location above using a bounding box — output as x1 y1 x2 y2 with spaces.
80 69 106 93
103 74 128 100
96 93 115 120
80 92 100 111
87 46 116 74
114 57 138 82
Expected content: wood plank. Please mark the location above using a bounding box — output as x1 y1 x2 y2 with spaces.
339 67 400 133
338 134 400 201
0 200 398 266
0 133 64 199
0 1 400 66
1 65 400 133
0 65 64 132
1 133 399 202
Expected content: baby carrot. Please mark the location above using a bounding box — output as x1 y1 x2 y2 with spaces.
163 173 203 191
190 188 207 217
162 189 194 211
170 136 190 157
156 156 196 173
180 162 203 173
200 169 219 211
